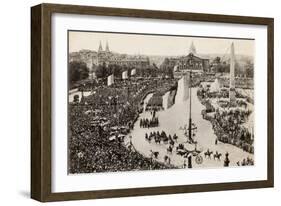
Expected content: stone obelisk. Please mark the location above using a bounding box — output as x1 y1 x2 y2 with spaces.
229 42 236 106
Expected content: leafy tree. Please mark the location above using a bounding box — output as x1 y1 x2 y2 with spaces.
69 61 89 84
215 57 221 63
112 64 122 78
95 62 107 79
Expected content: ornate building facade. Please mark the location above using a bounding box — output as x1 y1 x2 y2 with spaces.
69 41 150 70
177 53 210 72
161 42 210 75
97 41 150 68
176 42 210 72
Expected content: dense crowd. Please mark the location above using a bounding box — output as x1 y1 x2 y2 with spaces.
69 78 177 173
197 82 254 154
198 85 252 101
217 76 254 89
201 108 254 153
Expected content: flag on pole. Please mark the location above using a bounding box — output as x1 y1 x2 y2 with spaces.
131 69 136 76
122 71 128 80
107 74 114 86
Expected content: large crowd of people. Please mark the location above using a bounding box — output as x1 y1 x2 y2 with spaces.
200 107 254 153
69 71 255 172
197 79 254 154
68 78 177 173
216 76 254 90
212 109 254 152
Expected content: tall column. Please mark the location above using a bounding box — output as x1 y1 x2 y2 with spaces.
229 42 236 106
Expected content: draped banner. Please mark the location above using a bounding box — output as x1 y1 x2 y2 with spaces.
107 74 114 86
122 71 128 79
175 74 190 104
131 69 136 76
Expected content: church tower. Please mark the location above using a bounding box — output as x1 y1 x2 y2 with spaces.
98 41 103 53
189 41 197 55
105 41 110 53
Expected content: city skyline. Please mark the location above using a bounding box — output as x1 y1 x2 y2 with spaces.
69 31 255 57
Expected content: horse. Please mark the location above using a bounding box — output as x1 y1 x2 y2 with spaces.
150 150 159 159
173 134 178 142
164 155 170 164
163 137 169 144
167 146 173 154
145 134 152 143
213 152 222 160
177 150 187 156
204 150 213 158
169 139 175 147
155 138 161 144
176 143 185 151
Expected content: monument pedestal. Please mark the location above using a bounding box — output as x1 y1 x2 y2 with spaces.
229 87 236 107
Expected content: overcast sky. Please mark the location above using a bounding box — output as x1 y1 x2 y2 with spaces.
69 31 254 56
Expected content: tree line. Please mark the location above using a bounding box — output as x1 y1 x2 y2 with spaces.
69 61 89 85
94 62 170 79
69 60 175 86
211 57 254 78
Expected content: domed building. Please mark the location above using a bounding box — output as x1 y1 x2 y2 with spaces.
161 42 210 78
177 42 210 72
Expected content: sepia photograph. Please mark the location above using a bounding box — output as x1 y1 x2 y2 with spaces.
68 30 255 174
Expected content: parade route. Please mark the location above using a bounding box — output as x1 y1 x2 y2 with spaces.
126 87 254 169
